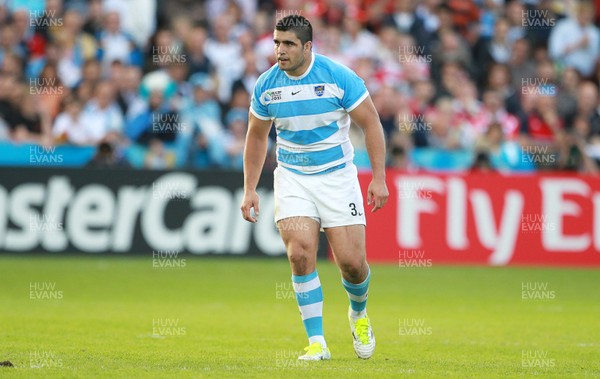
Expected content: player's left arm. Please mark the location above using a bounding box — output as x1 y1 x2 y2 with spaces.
349 96 389 212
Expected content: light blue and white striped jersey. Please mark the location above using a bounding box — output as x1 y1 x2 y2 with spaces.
250 53 369 175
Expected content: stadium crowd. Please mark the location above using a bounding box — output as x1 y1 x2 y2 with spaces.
1 0 600 172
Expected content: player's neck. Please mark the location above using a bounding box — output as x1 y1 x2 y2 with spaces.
287 53 313 78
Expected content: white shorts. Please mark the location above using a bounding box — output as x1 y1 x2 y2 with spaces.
273 163 366 229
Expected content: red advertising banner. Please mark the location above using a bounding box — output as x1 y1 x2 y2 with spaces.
356 171 600 266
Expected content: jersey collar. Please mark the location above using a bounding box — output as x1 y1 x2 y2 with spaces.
283 52 315 80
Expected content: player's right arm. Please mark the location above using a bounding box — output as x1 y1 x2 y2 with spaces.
240 112 272 223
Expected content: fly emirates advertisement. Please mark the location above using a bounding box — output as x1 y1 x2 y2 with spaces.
358 171 600 266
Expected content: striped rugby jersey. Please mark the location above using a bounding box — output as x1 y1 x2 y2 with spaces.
250 53 369 175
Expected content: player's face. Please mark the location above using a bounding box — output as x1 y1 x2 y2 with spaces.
273 30 311 75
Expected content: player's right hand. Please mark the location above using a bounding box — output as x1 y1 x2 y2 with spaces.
240 190 260 223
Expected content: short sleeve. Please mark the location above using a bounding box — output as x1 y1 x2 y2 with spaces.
250 79 271 120
337 65 369 112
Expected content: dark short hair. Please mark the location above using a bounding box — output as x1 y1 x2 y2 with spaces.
275 15 312 45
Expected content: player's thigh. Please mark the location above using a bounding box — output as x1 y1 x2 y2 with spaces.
324 224 366 268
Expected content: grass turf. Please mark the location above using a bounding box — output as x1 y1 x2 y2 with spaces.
0 256 598 378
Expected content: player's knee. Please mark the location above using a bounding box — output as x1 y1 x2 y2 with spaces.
287 240 315 270
339 256 366 281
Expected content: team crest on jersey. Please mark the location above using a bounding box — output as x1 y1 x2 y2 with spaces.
313 85 325 97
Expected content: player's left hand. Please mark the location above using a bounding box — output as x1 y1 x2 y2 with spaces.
367 178 388 213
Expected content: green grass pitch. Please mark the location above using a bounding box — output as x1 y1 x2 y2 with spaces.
0 256 598 378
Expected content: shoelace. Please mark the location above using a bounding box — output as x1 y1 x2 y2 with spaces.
304 342 322 355
355 318 370 344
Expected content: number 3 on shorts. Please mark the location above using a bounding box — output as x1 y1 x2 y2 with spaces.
349 203 357 216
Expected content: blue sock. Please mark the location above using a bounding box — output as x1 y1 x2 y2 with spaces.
292 270 326 347
342 267 370 321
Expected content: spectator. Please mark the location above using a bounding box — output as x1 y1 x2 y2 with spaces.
54 9 98 88
556 68 581 122
416 0 442 35
104 0 157 49
373 85 401 138
508 38 537 92
228 86 250 113
144 138 176 169
31 63 69 121
526 0 560 48
374 26 402 86
445 0 480 39
384 0 432 54
574 81 600 132
397 33 430 86
549 0 600 78
181 73 226 167
231 49 260 99
223 108 248 170
145 29 178 72
431 30 473 86
0 73 19 129
82 0 104 38
184 24 213 76
9 82 51 143
505 0 527 44
453 80 487 144
125 89 177 144
524 89 563 143
387 131 414 170
2 52 24 78
473 17 513 85
481 89 521 139
340 16 380 63
98 10 135 70
0 23 21 66
470 151 494 172
423 97 463 149
86 141 130 168
82 80 124 143
554 127 596 171
478 0 503 40
409 79 435 147
115 65 146 120
204 14 244 103
475 122 533 172
9 10 33 58
485 63 522 117
166 63 192 111
52 97 99 145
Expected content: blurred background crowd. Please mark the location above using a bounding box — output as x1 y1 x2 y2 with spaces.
1 0 600 173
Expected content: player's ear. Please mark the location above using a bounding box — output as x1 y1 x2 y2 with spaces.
304 41 312 52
